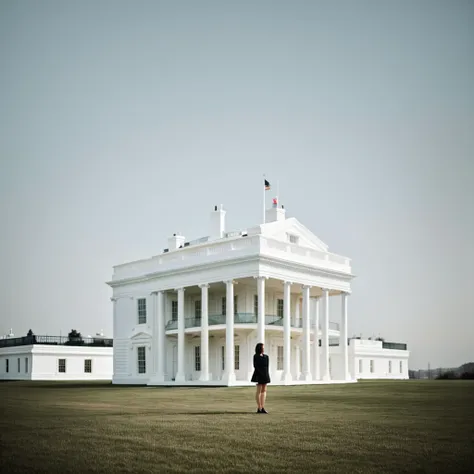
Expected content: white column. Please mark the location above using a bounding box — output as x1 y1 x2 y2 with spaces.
175 287 186 382
321 288 330 381
150 292 159 377
294 340 301 379
256 276 266 345
223 280 236 385
282 281 292 383
199 284 210 381
300 285 312 381
312 297 321 381
341 292 350 381
157 290 166 381
295 297 300 328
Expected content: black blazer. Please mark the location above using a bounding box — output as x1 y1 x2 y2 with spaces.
251 353 271 384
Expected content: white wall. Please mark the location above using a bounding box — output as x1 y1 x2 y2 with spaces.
0 345 113 381
349 339 410 380
0 347 32 380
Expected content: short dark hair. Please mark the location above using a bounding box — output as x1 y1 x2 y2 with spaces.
255 343 264 355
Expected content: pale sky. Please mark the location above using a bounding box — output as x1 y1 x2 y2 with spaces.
1 0 473 370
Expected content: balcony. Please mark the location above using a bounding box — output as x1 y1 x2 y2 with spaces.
0 335 113 349
165 314 340 331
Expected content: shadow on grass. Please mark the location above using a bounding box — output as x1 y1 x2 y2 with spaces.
173 411 255 415
19 382 120 390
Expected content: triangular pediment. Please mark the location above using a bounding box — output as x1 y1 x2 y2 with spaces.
130 330 152 340
261 217 329 251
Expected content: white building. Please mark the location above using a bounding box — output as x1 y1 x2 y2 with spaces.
0 334 113 381
107 202 409 386
350 338 409 380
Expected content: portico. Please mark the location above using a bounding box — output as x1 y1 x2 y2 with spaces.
145 276 351 386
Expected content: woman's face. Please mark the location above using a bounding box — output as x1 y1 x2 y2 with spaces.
262 344 265 354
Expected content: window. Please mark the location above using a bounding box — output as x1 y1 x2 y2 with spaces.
370 360 374 373
222 296 237 315
194 346 201 371
137 298 147 324
58 359 66 373
358 359 363 373
195 300 201 319
84 359 92 373
288 234 299 244
254 295 258 316
17 358 20 372
221 346 225 370
25 358 28 373
388 360 392 373
277 346 284 370
400 361 403 373
277 299 284 318
235 345 240 370
137 347 146 374
172 301 178 321
6 359 9 373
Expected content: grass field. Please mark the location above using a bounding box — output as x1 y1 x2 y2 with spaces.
1 380 473 473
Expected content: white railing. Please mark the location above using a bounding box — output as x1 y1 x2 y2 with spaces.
260 237 351 272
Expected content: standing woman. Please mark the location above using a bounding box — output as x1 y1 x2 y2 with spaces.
251 342 270 413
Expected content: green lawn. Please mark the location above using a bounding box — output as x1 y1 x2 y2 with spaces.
1 380 473 473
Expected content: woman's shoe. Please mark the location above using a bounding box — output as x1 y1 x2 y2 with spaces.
261 408 268 414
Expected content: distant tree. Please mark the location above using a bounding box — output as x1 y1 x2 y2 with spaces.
436 371 457 380
27 329 34 336
67 329 83 345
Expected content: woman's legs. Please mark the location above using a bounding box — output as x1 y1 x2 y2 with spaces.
259 384 267 410
255 384 262 409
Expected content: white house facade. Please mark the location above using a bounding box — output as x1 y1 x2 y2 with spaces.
107 202 410 386
108 203 345 386
0 334 113 381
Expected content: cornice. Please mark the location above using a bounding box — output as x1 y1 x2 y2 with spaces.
106 254 355 290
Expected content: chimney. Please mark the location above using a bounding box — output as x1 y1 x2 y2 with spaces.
168 232 185 250
210 204 226 240
265 205 286 223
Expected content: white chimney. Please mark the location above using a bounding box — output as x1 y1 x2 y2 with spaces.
210 204 226 240
265 205 286 223
168 232 185 250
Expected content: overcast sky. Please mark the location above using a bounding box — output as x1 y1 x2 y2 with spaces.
1 0 473 369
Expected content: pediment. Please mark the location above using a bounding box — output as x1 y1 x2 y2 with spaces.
261 218 329 251
130 330 152 340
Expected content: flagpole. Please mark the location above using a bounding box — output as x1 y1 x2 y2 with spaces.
263 174 266 224
277 180 279 207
